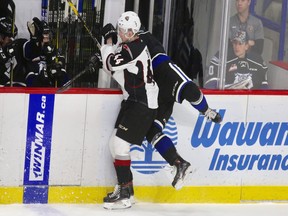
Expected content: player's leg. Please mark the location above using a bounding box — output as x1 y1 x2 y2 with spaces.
104 101 157 209
104 101 132 210
103 134 132 210
180 82 222 123
107 129 135 205
165 61 222 123
146 102 192 190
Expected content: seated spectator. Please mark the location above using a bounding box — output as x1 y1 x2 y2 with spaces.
1 16 69 87
229 0 264 55
205 30 268 90
0 16 27 87
24 17 69 87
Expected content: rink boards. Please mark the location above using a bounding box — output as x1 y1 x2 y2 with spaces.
0 88 288 204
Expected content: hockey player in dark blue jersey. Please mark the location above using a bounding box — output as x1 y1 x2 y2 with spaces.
137 25 222 186
127 11 222 189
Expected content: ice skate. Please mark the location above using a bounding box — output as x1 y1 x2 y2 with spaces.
107 182 135 205
202 108 222 123
103 183 132 210
172 160 193 190
128 183 135 204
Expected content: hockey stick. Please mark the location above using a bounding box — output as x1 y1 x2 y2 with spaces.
9 0 16 87
54 0 61 88
57 0 102 93
56 66 91 93
41 0 48 22
66 0 101 50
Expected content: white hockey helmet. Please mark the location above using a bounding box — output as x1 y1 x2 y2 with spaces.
117 11 141 34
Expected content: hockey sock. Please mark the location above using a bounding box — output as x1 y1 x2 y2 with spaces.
129 169 133 182
114 159 132 184
190 93 209 113
180 82 209 112
154 135 179 166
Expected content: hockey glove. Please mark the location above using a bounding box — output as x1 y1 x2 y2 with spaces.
0 48 12 85
41 44 55 63
5 42 15 58
38 61 51 85
50 55 66 79
101 23 118 45
27 17 49 42
0 47 9 64
0 42 16 62
87 52 102 73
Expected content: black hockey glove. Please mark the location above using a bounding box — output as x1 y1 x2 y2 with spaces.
27 17 49 42
38 61 51 85
0 47 12 85
50 55 66 79
0 47 9 64
41 44 55 63
0 42 15 85
0 41 16 63
87 52 102 73
5 43 15 58
101 23 117 45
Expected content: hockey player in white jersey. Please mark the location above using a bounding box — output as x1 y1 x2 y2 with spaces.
100 11 159 210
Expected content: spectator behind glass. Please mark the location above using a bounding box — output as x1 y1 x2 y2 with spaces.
229 0 264 55
205 30 268 90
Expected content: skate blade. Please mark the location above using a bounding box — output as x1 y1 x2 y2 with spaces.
174 165 193 190
130 195 136 205
103 199 132 210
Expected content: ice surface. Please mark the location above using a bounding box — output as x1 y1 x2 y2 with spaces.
1 203 288 216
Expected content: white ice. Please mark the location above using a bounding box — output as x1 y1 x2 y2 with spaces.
1 203 288 216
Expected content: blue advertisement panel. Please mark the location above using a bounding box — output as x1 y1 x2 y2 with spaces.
191 109 288 172
23 94 55 203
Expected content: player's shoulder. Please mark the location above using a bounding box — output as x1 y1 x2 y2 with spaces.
14 38 28 44
11 38 28 49
123 38 146 56
247 51 263 61
138 30 155 45
246 51 267 67
211 50 236 64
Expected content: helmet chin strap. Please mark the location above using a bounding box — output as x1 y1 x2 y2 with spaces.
124 31 136 41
